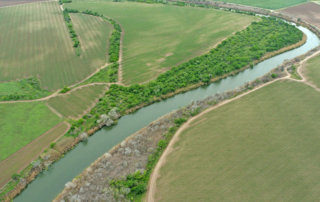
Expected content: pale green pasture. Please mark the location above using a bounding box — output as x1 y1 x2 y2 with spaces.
157 80 320 201
0 102 61 161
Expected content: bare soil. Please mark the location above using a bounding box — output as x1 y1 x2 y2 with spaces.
0 0 51 8
281 2 320 29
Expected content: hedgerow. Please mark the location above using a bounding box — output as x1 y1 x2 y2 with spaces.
62 9 81 54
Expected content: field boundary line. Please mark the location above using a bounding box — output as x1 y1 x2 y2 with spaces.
0 122 70 189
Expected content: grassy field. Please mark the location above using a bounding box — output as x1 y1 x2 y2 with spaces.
70 13 112 63
0 122 69 188
46 84 108 118
156 80 320 201
303 53 320 88
0 102 62 162
0 1 111 91
65 2 258 85
214 0 308 9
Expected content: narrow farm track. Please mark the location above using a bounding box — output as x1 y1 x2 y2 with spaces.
0 82 113 104
146 49 320 202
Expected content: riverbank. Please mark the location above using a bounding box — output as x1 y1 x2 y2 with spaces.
53 59 291 202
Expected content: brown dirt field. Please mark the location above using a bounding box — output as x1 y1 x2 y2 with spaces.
280 2 320 29
0 0 51 7
0 122 70 188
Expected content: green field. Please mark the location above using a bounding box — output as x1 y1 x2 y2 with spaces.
156 80 320 201
303 54 320 88
0 102 62 161
214 0 308 9
70 13 112 63
0 1 111 91
65 1 258 85
46 84 108 118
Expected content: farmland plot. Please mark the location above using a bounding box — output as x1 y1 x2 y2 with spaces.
211 0 308 9
46 84 109 118
0 101 62 162
156 80 320 202
0 1 111 91
65 2 259 85
281 2 320 29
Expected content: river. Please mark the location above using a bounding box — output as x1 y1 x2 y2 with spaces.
14 26 320 202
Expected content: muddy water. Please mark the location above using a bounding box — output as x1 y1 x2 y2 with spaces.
14 26 320 202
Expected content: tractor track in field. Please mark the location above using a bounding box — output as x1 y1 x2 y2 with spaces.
146 49 320 202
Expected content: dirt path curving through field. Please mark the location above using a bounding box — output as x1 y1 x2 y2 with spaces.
146 49 320 202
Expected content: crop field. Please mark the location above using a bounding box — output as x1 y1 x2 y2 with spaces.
70 13 111 63
0 101 62 162
65 2 259 85
0 1 111 91
0 122 69 188
156 80 320 201
302 53 320 88
214 0 308 9
281 2 320 29
0 0 51 8
46 84 109 118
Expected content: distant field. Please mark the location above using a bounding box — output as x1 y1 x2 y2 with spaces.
0 102 62 162
0 1 111 91
302 53 320 88
214 0 308 9
156 80 320 201
281 2 320 29
46 84 108 118
0 0 51 7
0 122 69 188
65 2 258 85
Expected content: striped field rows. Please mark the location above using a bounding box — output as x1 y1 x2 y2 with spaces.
0 1 111 91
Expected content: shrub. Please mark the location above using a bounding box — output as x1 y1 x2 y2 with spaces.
11 173 20 180
50 142 56 148
60 85 70 93
271 73 277 78
174 118 187 125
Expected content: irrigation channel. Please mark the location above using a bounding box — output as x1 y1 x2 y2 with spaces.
14 26 320 202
